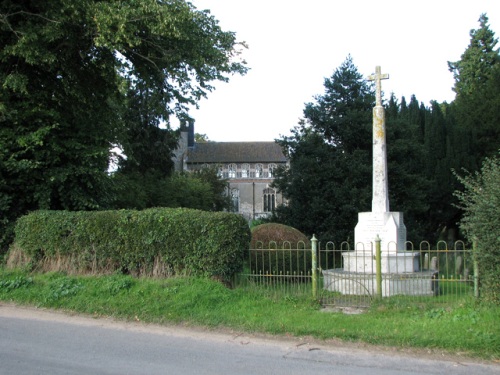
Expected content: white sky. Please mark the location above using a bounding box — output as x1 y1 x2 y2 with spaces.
187 0 500 142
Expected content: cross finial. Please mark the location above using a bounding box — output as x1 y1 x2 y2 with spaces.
368 66 389 106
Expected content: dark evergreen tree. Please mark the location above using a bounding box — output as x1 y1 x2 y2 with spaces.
385 95 431 241
448 14 500 167
272 57 374 241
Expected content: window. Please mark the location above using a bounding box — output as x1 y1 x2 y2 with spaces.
255 164 263 178
230 188 239 213
228 164 236 178
268 164 277 178
263 188 276 212
241 164 249 178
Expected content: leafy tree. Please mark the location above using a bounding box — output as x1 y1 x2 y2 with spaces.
111 168 230 212
191 166 231 211
195 133 211 143
0 0 247 251
117 86 179 178
454 153 500 304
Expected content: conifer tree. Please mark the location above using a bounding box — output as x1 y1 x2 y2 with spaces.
448 14 500 166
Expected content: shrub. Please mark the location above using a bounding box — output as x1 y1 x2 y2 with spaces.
8 208 250 281
249 223 311 276
455 153 500 304
250 223 310 248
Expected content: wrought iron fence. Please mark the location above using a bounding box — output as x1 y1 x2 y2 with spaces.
236 239 477 308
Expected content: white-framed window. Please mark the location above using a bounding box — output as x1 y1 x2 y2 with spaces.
228 163 237 178
263 188 276 212
241 163 250 178
268 163 277 178
255 164 263 178
230 188 239 213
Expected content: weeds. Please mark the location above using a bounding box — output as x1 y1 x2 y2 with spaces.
0 275 33 291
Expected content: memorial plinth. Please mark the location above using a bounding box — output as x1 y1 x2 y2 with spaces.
348 211 418 274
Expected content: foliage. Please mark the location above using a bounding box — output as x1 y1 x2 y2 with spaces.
448 14 500 167
250 223 310 249
0 0 248 252
8 208 251 281
455 153 500 304
110 168 230 211
191 166 232 211
249 223 311 276
272 56 373 241
273 57 431 242
273 16 500 243
195 133 211 143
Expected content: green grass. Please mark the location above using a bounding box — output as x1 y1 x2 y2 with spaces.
1 267 499 360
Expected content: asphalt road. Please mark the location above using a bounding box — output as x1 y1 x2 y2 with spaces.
0 304 498 375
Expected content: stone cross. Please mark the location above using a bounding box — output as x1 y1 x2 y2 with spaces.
368 66 390 213
368 66 389 107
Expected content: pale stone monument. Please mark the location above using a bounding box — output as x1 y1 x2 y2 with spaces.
323 66 434 296
344 66 418 274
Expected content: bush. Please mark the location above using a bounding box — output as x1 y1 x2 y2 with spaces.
455 153 500 304
249 223 311 276
250 223 310 248
8 208 250 281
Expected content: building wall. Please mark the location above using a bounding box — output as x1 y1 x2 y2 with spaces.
229 179 284 222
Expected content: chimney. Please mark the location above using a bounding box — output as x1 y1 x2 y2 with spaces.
188 119 195 148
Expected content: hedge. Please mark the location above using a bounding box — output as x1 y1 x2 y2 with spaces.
9 208 251 280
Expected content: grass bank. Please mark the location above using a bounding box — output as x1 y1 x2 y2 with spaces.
0 268 498 360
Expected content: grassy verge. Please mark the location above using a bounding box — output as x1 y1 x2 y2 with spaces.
0 268 499 360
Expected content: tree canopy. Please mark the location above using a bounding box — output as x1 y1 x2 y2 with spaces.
270 14 500 244
448 14 500 166
272 57 374 241
272 57 431 242
0 0 247 251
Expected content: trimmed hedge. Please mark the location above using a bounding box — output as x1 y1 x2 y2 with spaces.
9 208 250 280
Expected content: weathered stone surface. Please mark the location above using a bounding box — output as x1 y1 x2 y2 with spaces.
323 269 436 297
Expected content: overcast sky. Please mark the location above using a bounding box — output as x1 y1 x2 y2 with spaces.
186 0 500 142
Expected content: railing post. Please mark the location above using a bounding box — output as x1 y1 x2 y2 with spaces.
473 239 479 298
311 234 318 299
375 235 382 299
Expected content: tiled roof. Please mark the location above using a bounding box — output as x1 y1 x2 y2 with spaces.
187 142 287 164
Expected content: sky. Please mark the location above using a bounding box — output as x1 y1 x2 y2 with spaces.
186 0 500 142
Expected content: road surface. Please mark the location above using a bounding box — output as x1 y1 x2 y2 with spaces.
0 304 498 375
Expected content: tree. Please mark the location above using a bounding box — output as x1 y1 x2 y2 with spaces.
454 153 500 304
448 14 500 166
272 57 374 241
273 58 434 242
111 168 230 212
0 0 248 251
385 95 431 240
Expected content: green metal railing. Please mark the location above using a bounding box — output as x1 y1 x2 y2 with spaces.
237 237 477 308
